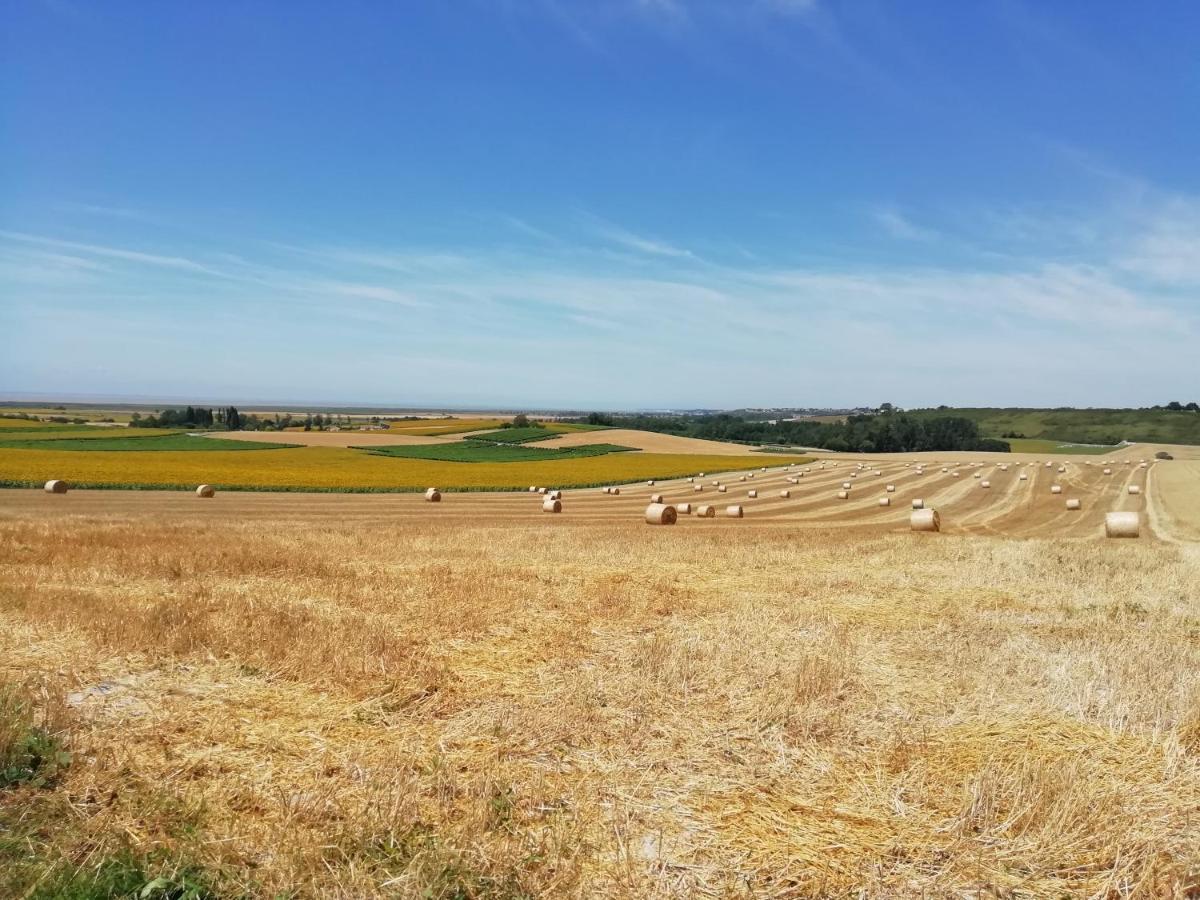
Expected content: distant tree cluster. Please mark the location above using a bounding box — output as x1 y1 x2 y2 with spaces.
128 407 370 432
501 414 541 429
602 411 1009 454
1155 401 1200 412
133 406 222 429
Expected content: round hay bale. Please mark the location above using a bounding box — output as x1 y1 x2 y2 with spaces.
718 485 727 493
1050 485 1063 494
973 472 982 479
952 472 960 478
542 498 562 513
1105 511 1140 538
698 472 706 477
886 484 896 492
874 470 882 476
779 489 790 498
980 480 991 489
912 499 924 509
674 503 692 515
842 482 852 490
910 508 940 532
1103 468 1113 475
1019 473 1028 480
610 488 621 495
725 505 744 518
1066 498 1081 510
747 489 757 498
1128 485 1141 495
739 476 746 482
879 497 890 507
529 486 538 493
195 484 215 498
837 490 849 500
647 480 655 486
650 493 664 504
693 484 703 492
43 480 68 494
601 487 611 494
696 504 715 518
688 477 695 483
748 473 755 479
425 488 442 502
941 467 948 472
539 487 548 494
1045 462 1053 468
547 490 562 500
644 503 677 525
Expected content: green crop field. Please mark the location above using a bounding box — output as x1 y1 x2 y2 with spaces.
0 434 297 452
906 407 1200 446
361 441 634 462
469 427 564 444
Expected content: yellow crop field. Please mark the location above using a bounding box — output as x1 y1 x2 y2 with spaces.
0 445 806 490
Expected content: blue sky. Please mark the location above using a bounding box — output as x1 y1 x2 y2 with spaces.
2 1 1198 410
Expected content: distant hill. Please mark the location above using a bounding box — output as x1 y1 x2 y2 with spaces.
904 407 1200 446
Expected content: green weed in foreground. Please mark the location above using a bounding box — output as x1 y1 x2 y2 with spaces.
0 684 71 789
21 855 219 900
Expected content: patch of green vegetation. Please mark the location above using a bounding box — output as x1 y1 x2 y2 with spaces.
0 434 297 452
906 407 1200 446
0 685 71 789
360 441 635 462
470 427 563 444
20 854 219 900
1005 438 1118 455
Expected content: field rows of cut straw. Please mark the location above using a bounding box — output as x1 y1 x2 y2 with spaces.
0 445 808 491
1 510 1198 897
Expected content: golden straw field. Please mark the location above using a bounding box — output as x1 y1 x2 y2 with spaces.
2 448 1200 897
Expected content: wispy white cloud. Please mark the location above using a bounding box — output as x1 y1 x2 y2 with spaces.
1117 200 1200 286
0 231 226 277
316 281 427 307
871 207 939 242
587 217 696 259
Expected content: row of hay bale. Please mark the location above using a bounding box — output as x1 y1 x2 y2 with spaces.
45 480 219 498
645 502 744 523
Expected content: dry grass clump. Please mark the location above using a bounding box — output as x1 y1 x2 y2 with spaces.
1 512 1199 896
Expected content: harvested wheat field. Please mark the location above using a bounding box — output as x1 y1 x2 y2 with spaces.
532 429 760 455
3 452 1200 897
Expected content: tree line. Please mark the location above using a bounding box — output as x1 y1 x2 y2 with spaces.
130 407 363 432
570 412 1010 454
